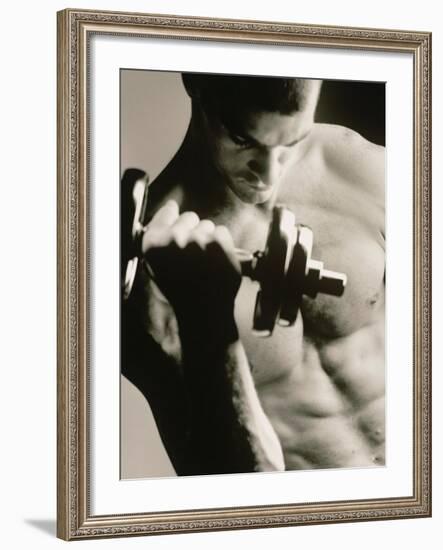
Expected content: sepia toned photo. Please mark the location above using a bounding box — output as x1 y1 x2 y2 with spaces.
120 70 386 479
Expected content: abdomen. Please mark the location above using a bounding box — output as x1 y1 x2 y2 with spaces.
250 316 385 470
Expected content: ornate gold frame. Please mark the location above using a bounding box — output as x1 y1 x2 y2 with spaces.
57 8 432 540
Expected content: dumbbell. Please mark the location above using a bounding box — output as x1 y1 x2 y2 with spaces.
238 207 346 336
122 170 347 336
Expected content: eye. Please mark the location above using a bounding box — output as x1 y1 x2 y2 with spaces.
229 132 252 149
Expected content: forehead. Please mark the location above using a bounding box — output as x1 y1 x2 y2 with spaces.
234 110 314 147
204 78 320 129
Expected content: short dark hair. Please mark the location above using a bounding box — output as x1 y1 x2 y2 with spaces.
182 73 319 129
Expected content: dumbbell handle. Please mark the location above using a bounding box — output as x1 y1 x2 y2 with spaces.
234 248 256 278
305 259 346 297
317 268 347 297
237 248 346 299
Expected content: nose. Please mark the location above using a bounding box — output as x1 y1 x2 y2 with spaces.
247 148 282 186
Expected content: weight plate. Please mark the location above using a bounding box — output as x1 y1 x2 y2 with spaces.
279 225 313 325
253 207 295 335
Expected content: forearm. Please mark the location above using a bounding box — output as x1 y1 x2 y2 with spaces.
177 313 285 475
124 200 285 475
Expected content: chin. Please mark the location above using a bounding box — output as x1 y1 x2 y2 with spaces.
231 181 274 205
250 191 273 205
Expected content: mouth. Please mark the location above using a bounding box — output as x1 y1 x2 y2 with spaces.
236 175 271 191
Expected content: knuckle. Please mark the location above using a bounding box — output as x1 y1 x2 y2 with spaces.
179 211 200 225
170 226 188 248
193 232 210 249
198 219 215 231
215 223 229 233
191 220 215 242
141 228 170 252
214 224 231 241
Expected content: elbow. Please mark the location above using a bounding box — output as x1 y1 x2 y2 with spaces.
259 447 285 472
251 433 285 472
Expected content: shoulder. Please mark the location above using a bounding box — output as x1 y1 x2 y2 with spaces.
313 123 385 200
145 165 187 218
314 123 384 165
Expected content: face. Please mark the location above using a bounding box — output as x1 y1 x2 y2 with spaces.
202 107 315 204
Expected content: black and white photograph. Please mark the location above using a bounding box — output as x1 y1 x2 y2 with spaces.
120 70 386 479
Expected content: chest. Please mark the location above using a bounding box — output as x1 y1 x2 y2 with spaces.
296 201 385 338
206 197 380 389
145 184 385 386
225 194 384 340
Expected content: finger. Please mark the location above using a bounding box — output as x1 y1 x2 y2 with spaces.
141 225 171 254
189 219 216 247
171 211 200 247
213 225 241 269
149 200 180 229
213 225 235 251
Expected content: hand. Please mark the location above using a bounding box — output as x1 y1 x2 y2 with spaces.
141 200 242 327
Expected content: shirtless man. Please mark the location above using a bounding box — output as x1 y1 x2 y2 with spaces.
121 74 385 476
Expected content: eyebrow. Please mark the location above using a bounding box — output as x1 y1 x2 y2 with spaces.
227 127 310 148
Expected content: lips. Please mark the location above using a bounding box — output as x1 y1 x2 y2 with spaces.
237 175 270 190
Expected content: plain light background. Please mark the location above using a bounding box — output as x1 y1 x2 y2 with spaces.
120 70 188 479
0 0 440 548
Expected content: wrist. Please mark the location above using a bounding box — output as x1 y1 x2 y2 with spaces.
176 305 239 350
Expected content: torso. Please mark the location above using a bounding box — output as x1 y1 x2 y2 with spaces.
142 123 386 470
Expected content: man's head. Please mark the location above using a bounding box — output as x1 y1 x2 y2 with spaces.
182 73 321 204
